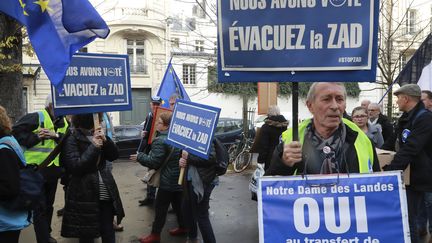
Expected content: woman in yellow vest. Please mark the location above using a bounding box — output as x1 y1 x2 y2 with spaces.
266 82 380 176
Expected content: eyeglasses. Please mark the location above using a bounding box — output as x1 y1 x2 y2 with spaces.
352 115 368 119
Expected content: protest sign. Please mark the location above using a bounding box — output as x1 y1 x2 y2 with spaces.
217 0 379 82
148 107 173 144
52 53 132 115
258 172 409 243
166 100 221 159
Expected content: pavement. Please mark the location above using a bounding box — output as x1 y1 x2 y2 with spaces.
20 160 259 243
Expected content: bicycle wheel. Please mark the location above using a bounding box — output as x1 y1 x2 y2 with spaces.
233 150 252 173
228 144 238 164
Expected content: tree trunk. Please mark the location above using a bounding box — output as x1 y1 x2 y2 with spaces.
0 14 23 123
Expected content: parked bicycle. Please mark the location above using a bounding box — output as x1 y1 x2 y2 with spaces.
228 133 253 173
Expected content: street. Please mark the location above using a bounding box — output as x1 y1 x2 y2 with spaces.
20 160 259 243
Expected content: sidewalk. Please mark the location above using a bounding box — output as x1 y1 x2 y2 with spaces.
20 161 259 243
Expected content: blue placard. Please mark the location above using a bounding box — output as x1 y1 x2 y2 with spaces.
51 53 132 116
217 0 379 82
258 172 409 243
166 100 221 159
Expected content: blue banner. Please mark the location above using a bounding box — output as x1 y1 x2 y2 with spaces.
52 53 132 116
217 0 379 82
258 172 409 243
166 100 221 159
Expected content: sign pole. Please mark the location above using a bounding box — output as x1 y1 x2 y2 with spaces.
178 150 187 185
292 82 299 141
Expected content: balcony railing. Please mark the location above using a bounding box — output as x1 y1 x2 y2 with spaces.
130 64 148 74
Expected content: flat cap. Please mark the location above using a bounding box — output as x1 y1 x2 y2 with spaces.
394 84 421 97
151 96 162 104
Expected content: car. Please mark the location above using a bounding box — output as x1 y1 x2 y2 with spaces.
113 118 254 158
113 125 143 158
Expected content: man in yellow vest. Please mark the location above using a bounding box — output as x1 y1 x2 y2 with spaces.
12 94 69 243
266 82 380 176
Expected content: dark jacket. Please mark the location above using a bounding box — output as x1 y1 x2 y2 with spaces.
0 135 22 201
137 131 182 192
187 142 217 185
266 123 380 176
12 109 68 149
376 113 394 144
257 115 288 170
60 128 124 238
383 102 432 192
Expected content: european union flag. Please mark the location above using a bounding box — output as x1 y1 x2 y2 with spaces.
0 0 109 91
157 60 190 108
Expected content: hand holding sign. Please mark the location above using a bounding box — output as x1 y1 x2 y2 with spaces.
282 141 302 167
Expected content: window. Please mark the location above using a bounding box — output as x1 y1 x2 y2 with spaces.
214 41 218 54
171 38 180 48
406 9 417 34
127 40 147 74
399 54 407 71
182 64 196 85
195 40 204 52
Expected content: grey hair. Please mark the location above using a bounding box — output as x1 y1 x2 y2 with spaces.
45 93 53 107
306 82 347 102
368 103 381 112
268 105 281 116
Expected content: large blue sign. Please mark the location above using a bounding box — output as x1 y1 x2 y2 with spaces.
166 100 221 159
52 53 132 115
217 0 379 82
258 172 409 243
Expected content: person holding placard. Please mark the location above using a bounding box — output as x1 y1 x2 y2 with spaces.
130 113 185 243
60 113 124 243
266 82 380 176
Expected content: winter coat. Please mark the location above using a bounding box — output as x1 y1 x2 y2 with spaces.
60 128 124 238
377 113 394 144
383 102 432 192
366 123 384 148
137 131 182 191
187 142 217 185
256 115 288 170
266 122 380 176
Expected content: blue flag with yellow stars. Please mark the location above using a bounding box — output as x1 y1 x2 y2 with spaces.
0 0 109 91
157 59 191 108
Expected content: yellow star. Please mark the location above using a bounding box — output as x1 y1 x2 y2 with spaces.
18 0 29 16
33 0 52 12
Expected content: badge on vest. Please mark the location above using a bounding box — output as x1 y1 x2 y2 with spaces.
401 129 411 143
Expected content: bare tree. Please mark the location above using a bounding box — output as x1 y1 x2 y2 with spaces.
0 13 23 122
378 0 429 118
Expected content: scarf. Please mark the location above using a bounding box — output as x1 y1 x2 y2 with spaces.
306 121 346 174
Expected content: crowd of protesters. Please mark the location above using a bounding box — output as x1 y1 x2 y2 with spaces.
3 82 432 243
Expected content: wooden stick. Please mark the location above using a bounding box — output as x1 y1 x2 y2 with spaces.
178 150 188 185
93 113 101 130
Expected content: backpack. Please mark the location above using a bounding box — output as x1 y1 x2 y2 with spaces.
214 138 229 176
0 137 44 211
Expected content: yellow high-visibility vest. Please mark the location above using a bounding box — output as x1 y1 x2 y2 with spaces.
24 110 68 167
281 118 374 173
